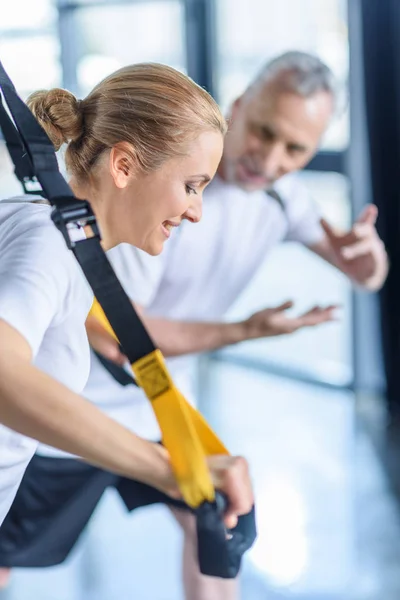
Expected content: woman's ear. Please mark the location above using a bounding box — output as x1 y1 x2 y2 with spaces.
109 142 137 189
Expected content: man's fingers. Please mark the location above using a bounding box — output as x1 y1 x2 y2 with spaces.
356 203 378 226
302 304 338 317
341 239 373 261
320 217 339 241
349 222 377 240
252 300 293 319
322 208 378 249
274 300 294 312
298 305 339 326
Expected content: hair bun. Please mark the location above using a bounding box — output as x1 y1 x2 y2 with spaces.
27 88 84 151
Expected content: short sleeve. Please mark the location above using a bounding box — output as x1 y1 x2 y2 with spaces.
276 174 325 246
0 215 75 357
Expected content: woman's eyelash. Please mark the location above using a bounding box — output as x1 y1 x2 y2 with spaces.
185 184 197 195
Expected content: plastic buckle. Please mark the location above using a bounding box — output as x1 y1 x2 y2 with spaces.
51 198 100 249
20 176 43 196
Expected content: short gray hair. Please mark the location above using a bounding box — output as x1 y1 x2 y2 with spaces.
246 51 338 104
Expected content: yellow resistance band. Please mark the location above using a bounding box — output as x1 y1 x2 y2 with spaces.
89 299 229 509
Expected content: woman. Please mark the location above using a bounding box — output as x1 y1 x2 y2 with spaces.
0 63 254 590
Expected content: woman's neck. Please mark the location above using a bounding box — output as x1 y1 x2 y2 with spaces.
68 177 92 202
68 177 112 251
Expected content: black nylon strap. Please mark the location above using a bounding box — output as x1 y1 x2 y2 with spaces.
94 352 137 387
0 63 70 200
0 98 36 185
73 237 155 363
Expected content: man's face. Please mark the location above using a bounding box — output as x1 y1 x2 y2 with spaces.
221 79 334 192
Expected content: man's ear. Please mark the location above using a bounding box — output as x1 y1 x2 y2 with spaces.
109 142 137 189
230 96 243 120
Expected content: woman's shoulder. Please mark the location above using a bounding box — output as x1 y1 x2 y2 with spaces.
0 197 90 299
0 196 54 238
1 197 70 253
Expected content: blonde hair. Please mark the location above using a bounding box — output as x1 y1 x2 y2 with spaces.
27 63 226 180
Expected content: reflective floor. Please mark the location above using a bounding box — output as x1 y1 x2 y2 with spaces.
2 359 400 600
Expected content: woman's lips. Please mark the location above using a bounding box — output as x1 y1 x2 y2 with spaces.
161 220 179 238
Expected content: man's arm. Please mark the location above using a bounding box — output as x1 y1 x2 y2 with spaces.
308 204 388 292
87 301 337 360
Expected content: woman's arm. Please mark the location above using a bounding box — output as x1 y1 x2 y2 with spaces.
0 319 254 524
0 318 177 496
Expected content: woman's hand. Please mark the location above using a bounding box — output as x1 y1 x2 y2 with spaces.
85 315 127 365
207 455 254 528
150 446 254 529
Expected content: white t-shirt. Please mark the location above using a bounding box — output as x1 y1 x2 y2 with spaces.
0 198 93 525
39 172 324 448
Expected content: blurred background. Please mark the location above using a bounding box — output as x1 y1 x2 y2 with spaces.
1 0 400 598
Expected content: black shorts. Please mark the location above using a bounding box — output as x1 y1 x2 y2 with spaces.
0 454 188 568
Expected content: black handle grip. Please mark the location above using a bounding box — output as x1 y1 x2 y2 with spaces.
215 491 228 517
195 497 257 579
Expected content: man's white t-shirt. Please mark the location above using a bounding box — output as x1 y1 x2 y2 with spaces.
39 173 324 449
0 199 93 525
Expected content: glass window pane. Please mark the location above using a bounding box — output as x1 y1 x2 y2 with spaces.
73 1 186 96
0 0 56 31
222 171 353 386
62 0 168 3
216 0 349 150
0 36 62 99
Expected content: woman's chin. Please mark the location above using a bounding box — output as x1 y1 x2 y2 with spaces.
140 239 164 256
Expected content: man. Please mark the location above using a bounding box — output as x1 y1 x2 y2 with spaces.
88 49 387 394
0 51 388 599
